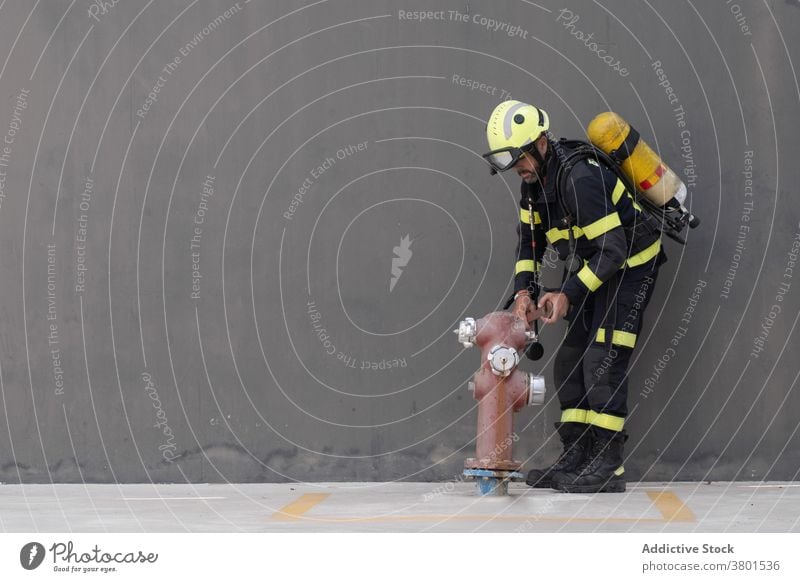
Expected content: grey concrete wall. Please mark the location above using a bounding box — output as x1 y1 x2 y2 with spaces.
0 0 798 484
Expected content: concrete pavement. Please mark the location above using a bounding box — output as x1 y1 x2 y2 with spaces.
2 482 799 533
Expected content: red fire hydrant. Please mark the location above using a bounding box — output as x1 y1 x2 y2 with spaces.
455 311 546 495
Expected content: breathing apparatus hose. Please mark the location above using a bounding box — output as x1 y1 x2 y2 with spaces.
525 194 544 361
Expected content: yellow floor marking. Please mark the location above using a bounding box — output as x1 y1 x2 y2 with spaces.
270 491 694 524
271 493 330 521
647 490 696 522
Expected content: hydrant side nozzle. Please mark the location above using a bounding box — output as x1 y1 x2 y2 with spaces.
455 317 478 348
487 345 519 377
527 373 546 406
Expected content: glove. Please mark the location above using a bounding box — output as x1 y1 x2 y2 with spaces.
538 291 569 325
511 291 538 328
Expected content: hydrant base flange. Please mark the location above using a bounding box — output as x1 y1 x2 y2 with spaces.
464 458 522 472
463 469 525 497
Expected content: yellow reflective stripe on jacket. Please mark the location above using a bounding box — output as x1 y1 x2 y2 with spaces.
611 179 626 205
626 239 661 268
546 225 583 243
515 259 535 274
596 328 637 348
583 212 622 240
611 178 643 211
560 408 588 424
577 264 603 291
586 410 625 432
520 209 542 225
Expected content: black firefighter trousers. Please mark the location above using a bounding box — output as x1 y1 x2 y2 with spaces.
553 259 660 436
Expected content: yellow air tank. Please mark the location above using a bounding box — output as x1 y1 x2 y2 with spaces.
587 112 686 208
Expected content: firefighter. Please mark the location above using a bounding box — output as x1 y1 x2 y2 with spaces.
483 100 666 493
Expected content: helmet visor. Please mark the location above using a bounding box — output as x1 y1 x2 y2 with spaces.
482 146 525 173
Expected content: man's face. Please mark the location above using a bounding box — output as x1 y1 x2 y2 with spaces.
513 138 546 184
513 153 540 184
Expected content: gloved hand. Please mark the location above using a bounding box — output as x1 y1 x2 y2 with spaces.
538 291 570 324
511 291 539 328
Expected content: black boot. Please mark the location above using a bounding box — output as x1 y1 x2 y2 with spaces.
551 428 627 493
525 422 591 488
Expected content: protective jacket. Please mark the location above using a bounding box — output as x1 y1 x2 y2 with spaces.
514 144 665 305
